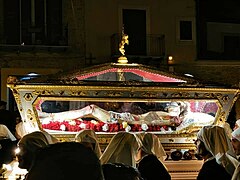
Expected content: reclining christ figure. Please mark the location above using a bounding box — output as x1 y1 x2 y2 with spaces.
38 101 215 133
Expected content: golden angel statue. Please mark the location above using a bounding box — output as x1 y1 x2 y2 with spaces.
119 30 129 56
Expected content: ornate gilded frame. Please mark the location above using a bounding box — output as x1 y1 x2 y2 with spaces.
6 63 240 151
7 86 238 150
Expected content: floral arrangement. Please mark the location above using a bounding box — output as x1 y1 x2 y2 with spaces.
42 119 170 133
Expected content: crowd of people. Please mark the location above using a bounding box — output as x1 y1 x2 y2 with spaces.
2 98 240 179
0 100 20 167
17 130 171 180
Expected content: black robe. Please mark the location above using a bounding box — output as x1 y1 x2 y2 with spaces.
137 154 171 180
197 158 231 180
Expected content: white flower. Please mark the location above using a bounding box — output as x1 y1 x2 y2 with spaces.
102 124 109 132
69 120 76 126
91 120 98 125
60 124 66 131
79 123 86 129
125 125 131 132
160 127 167 133
141 123 149 131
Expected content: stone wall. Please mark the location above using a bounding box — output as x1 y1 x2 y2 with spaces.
0 53 85 70
173 64 240 87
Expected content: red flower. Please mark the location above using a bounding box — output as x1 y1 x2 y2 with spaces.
42 119 171 133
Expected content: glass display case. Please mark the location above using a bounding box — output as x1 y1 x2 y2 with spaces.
7 62 238 152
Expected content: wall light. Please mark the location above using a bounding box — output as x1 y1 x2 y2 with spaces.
168 55 174 65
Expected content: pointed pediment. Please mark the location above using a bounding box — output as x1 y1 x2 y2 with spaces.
55 63 194 84
7 63 211 88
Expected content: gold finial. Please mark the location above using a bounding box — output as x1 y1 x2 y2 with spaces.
118 26 129 64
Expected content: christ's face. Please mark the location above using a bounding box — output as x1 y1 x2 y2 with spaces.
234 124 240 131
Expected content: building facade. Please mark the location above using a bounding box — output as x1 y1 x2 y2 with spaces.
0 0 240 117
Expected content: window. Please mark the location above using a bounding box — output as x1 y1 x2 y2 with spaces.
203 22 240 60
176 17 195 44
3 0 66 46
180 21 192 40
